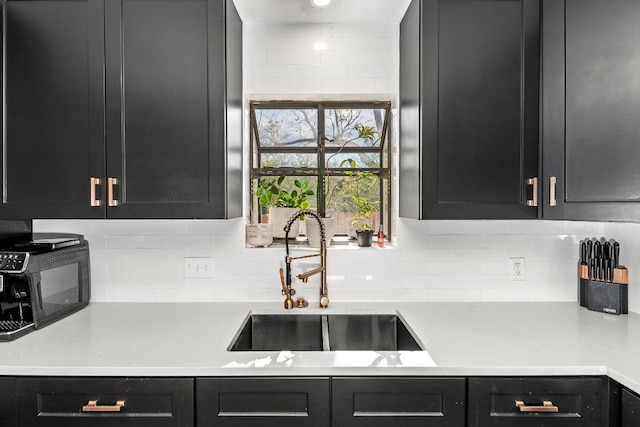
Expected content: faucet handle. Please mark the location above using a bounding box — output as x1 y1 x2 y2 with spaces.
320 295 329 308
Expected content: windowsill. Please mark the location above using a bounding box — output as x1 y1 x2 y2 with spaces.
245 235 395 250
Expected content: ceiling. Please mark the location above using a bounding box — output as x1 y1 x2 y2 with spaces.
232 0 412 24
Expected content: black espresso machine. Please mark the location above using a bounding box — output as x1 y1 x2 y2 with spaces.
0 223 90 341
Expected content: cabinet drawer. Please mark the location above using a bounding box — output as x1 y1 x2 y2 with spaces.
622 388 640 427
197 377 330 427
332 377 466 427
16 377 193 427
468 377 606 426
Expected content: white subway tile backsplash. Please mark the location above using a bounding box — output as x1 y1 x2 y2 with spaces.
254 65 298 80
295 64 348 79
107 235 161 249
31 218 640 310
252 78 322 93
320 78 375 93
266 50 322 65
482 234 537 249
160 235 214 249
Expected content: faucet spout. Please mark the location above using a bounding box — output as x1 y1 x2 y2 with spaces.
297 266 325 283
283 209 329 308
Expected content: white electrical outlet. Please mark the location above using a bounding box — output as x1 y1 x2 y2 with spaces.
509 257 526 281
184 257 214 278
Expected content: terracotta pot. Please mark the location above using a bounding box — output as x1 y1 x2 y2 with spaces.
306 217 334 248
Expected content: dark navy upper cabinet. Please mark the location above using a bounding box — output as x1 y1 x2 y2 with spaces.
399 0 540 220
0 0 241 219
103 0 242 219
542 0 640 221
1 0 106 219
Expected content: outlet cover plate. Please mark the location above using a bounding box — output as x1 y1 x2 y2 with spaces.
509 257 526 281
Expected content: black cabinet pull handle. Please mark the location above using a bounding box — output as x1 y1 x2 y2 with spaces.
515 400 558 413
82 399 126 412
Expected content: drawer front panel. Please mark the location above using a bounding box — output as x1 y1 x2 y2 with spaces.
16 377 193 427
468 377 606 426
332 377 466 427
196 377 330 427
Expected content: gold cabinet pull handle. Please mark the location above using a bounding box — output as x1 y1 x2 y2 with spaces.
108 177 119 207
82 400 126 412
549 176 557 206
90 177 102 207
526 177 538 207
515 400 558 413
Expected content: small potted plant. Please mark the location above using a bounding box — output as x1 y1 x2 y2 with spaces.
255 175 314 239
351 194 379 247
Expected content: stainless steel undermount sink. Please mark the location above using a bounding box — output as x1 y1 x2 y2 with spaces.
228 313 423 351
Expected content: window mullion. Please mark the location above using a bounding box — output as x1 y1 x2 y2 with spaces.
318 103 326 216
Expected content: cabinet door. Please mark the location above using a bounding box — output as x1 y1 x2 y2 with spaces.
400 0 540 220
622 389 640 427
468 377 607 426
196 377 330 427
0 377 16 427
542 0 640 221
103 0 241 219
0 0 105 219
332 377 465 427
16 377 194 427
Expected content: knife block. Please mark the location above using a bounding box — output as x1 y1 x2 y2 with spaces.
579 269 628 315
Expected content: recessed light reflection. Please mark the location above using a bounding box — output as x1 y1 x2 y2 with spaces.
311 0 332 7
313 40 328 51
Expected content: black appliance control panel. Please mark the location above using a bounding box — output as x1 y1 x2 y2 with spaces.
0 252 29 273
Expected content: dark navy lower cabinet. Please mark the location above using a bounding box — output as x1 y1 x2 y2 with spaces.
622 388 640 427
332 377 466 427
0 377 16 427
468 377 608 426
196 377 330 427
15 377 194 427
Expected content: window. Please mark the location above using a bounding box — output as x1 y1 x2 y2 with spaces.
249 101 392 243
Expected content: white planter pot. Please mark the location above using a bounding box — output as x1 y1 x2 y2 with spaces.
245 224 273 247
306 217 334 248
269 207 300 238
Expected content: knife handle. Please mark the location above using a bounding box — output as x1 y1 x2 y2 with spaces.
613 242 620 267
597 258 604 281
604 242 611 260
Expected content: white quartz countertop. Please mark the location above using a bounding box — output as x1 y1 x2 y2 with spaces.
1 302 638 393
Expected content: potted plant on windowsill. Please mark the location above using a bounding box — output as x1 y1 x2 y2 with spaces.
351 193 379 247
255 175 314 239
308 124 379 248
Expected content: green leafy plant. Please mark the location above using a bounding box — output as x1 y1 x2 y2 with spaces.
350 194 379 232
344 169 380 232
321 124 378 215
255 175 314 210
